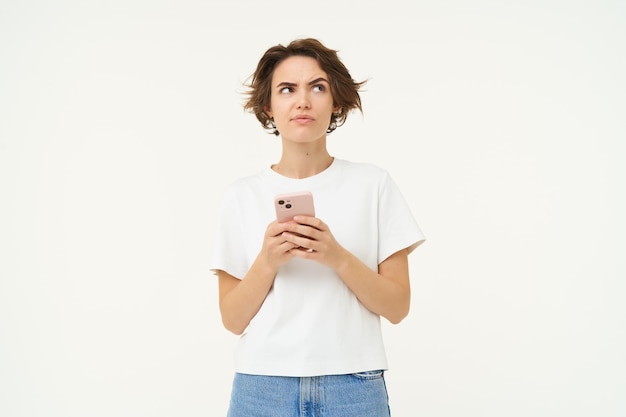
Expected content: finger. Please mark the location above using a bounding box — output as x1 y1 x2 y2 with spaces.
284 222 321 241
282 230 315 247
293 216 326 231
289 247 315 255
267 221 293 238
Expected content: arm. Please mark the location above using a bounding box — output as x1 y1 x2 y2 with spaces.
281 216 412 324
335 247 410 324
217 220 301 335
217 261 276 336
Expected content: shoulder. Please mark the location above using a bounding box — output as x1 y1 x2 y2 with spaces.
224 174 261 191
334 158 390 179
333 159 393 189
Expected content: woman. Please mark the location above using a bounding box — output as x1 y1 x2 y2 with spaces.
210 38 425 417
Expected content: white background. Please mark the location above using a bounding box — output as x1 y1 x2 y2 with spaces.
1 1 625 416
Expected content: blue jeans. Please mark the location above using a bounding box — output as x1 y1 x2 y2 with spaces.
227 371 391 417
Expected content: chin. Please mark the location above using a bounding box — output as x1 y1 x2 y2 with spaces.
282 129 326 143
283 135 325 144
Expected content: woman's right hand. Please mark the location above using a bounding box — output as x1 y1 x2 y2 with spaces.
258 220 301 271
217 220 301 335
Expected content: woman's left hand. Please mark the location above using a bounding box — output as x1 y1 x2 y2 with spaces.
283 215 412 324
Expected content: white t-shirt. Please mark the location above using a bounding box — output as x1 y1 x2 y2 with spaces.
209 158 425 377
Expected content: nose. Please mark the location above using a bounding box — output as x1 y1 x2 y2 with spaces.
296 91 311 109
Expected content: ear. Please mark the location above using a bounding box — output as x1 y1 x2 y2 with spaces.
333 105 341 114
264 106 273 118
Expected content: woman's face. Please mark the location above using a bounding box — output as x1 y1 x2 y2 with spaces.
266 56 338 144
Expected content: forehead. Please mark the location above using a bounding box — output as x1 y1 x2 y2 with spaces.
272 56 327 84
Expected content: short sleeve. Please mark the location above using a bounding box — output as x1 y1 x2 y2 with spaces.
377 172 426 263
208 186 248 280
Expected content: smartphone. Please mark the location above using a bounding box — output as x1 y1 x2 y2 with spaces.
274 191 315 223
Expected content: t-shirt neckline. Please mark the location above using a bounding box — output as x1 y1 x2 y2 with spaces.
265 157 340 185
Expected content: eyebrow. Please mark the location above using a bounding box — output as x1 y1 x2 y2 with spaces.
275 77 330 89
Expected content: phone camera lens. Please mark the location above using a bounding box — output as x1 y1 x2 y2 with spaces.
278 200 285 205
285 204 292 209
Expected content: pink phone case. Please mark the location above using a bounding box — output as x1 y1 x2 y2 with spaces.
274 191 315 223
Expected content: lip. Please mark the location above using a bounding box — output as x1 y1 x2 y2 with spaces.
292 114 314 124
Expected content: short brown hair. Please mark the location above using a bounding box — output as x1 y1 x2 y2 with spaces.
243 38 366 136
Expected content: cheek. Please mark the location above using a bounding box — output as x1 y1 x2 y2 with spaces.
269 101 289 119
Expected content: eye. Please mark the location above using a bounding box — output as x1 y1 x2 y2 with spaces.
279 86 294 94
312 84 326 93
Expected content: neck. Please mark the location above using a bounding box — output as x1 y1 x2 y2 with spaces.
272 146 334 179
